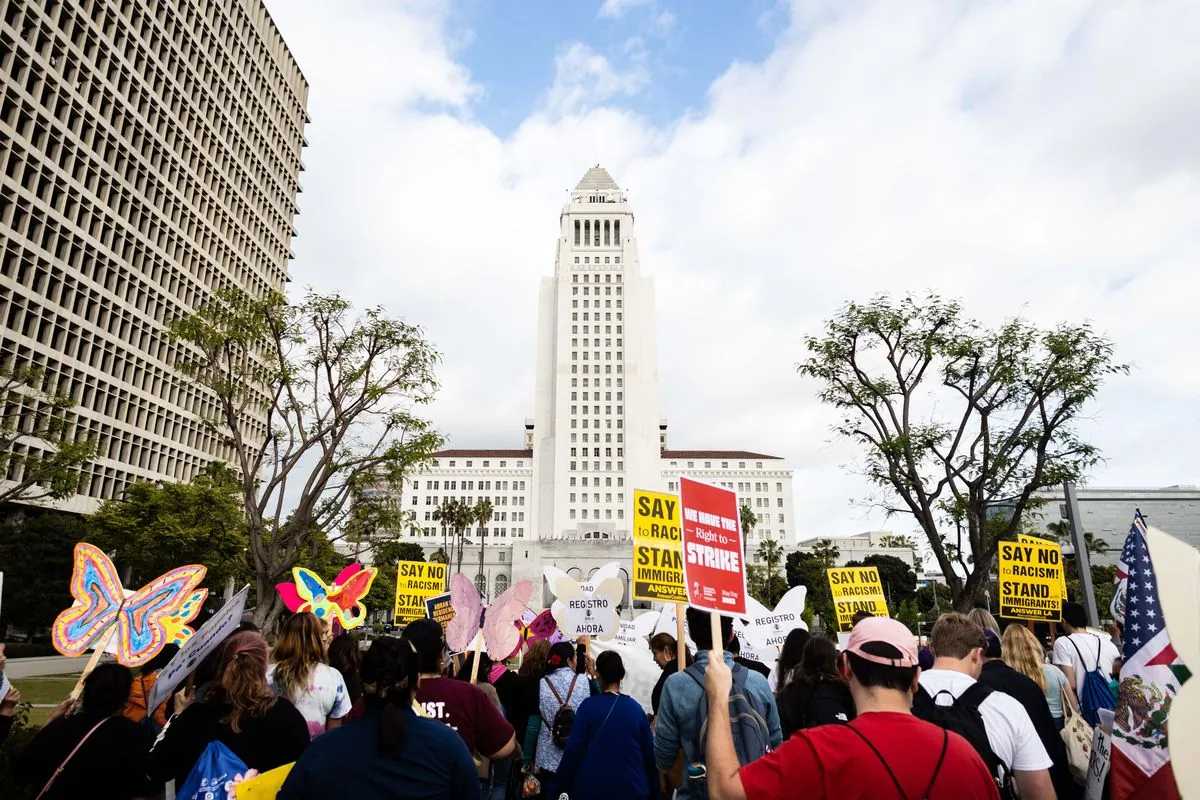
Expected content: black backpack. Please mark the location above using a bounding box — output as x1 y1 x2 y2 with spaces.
913 683 1016 800
544 674 580 748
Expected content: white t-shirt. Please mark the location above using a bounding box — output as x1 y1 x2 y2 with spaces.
919 668 1053 773
1052 632 1120 702
267 662 352 739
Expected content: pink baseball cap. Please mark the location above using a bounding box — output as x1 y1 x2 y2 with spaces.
844 616 919 668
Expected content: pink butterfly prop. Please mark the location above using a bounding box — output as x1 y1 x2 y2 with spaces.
446 573 533 660
275 563 378 630
511 609 563 657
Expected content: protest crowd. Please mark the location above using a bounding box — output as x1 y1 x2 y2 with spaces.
0 600 1122 800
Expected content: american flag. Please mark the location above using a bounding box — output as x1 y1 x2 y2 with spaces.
1110 511 1187 800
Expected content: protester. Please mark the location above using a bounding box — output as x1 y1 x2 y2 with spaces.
968 608 1001 637
772 628 810 693
402 619 517 765
701 616 999 799
536 641 589 786
917 612 1054 800
851 610 874 626
16 663 159 800
649 632 691 717
122 642 179 731
268 612 353 738
1002 624 1075 730
553 651 659 800
518 639 552 769
327 634 364 708
777 636 855 737
456 650 515 800
654 606 781 800
148 630 310 787
1107 620 1123 653
728 636 771 679
979 628 1079 800
277 635 478 799
1053 601 1120 721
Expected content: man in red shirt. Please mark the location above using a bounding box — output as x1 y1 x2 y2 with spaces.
703 616 1000 800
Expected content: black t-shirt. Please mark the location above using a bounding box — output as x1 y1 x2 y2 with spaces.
979 659 1079 800
652 660 682 715
779 677 856 738
148 698 310 787
734 656 772 679
16 712 157 800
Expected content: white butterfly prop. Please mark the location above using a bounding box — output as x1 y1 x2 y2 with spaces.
611 610 661 649
651 603 697 653
545 562 624 641
743 586 809 661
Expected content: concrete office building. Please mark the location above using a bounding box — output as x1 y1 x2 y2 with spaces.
381 168 797 608
1030 485 1200 566
0 0 307 512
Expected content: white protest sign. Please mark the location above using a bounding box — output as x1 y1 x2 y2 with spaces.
546 563 623 641
612 620 645 649
147 585 249 712
744 586 809 660
1085 709 1114 800
0 672 9 705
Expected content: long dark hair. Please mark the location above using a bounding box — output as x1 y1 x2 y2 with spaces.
796 637 841 686
776 628 811 691
456 651 493 683
361 636 420 757
328 634 363 705
547 642 575 672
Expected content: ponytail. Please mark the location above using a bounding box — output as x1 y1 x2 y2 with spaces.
218 631 275 733
361 636 420 757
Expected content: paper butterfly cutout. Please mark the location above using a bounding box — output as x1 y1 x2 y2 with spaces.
544 561 624 641
512 609 563 656
446 573 534 660
276 563 378 630
740 586 809 661
52 543 208 667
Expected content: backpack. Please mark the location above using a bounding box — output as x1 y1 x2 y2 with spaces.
1068 635 1117 727
544 673 580 748
175 740 249 800
684 662 773 800
913 683 1016 800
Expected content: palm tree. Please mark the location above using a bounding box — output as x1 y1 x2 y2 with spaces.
474 498 494 594
432 499 460 565
739 503 757 553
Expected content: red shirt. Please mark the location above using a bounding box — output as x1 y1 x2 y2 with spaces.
740 711 999 800
415 677 514 757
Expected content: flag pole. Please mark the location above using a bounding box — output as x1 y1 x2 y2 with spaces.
1064 481 1100 627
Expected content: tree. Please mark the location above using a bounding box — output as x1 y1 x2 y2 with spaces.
430 547 449 564
170 289 444 627
878 534 918 551
433 498 473 577
914 582 953 623
897 599 922 633
748 537 787 606
845 554 917 609
810 539 841 569
0 512 84 636
87 465 249 592
473 498 494 583
0 361 98 507
786 551 834 631
739 503 757 557
798 293 1127 611
364 540 426 619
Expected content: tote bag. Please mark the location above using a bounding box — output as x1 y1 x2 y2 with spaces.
176 740 250 800
1060 686 1093 785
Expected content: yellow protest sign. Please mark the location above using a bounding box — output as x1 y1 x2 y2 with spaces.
999 540 1063 621
632 489 686 603
393 561 447 622
827 566 889 631
1019 534 1068 599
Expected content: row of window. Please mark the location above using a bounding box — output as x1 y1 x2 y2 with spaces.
569 476 624 487
570 299 622 310
414 527 524 540
411 479 527 491
571 377 622 389
572 312 622 324
573 218 619 247
572 273 621 283
668 460 768 470
421 510 526 523
568 363 624 376
570 390 622 401
569 460 624 471
437 459 525 468
569 492 625 503
422 495 527 507
569 508 625 520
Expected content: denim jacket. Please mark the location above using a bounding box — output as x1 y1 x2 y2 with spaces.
652 651 783 799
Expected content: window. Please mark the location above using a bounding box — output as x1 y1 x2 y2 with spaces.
778 514 785 524
777 498 784 507
776 482 782 492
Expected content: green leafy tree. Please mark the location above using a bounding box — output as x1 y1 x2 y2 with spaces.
897 599 922 633
87 465 249 592
0 512 84 635
0 361 98 507
810 539 841 569
750 537 787 606
430 547 449 564
786 551 834 631
170 289 443 628
878 534 919 551
473 498 494 583
798 293 1127 610
914 582 954 624
844 554 918 608
364 540 427 619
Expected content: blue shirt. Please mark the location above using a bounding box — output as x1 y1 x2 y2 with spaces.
653 651 783 800
553 693 660 800
277 708 478 800
536 667 589 772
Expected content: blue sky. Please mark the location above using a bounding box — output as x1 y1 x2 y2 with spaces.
449 0 785 133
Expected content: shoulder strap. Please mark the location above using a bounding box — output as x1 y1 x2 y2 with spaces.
36 717 111 800
1094 635 1103 663
563 674 579 704
545 676 564 706
955 680 993 710
1067 636 1089 668
922 730 950 799
845 723 907 800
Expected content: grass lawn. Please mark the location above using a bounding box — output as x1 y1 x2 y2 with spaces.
10 676 78 727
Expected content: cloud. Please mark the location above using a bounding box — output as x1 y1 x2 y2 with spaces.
263 0 1200 542
598 0 655 20
544 42 651 117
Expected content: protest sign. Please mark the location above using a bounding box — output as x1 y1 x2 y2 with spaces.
998 540 1063 621
679 477 747 616
632 489 686 603
1085 709 1114 800
394 561 447 622
425 592 455 636
744 586 809 659
148 585 249 713
827 566 889 631
0 672 9 705
1019 534 1068 599
547 563 622 640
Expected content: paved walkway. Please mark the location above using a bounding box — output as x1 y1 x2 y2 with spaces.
6 655 95 679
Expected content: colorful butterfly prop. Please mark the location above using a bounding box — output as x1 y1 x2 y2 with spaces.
446 573 534 661
544 561 624 641
512 608 564 655
275 563 378 630
52 543 208 668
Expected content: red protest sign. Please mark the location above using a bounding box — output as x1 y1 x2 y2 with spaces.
679 476 747 616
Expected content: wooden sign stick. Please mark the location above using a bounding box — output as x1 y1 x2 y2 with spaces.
710 612 723 664
676 602 686 671
469 631 484 685
70 625 117 700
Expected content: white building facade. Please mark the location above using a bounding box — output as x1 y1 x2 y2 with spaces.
383 168 797 609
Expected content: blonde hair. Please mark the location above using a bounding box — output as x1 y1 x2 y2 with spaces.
1001 624 1046 691
272 613 327 701
968 608 1001 636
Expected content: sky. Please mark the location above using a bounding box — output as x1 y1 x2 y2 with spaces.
261 0 1200 543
